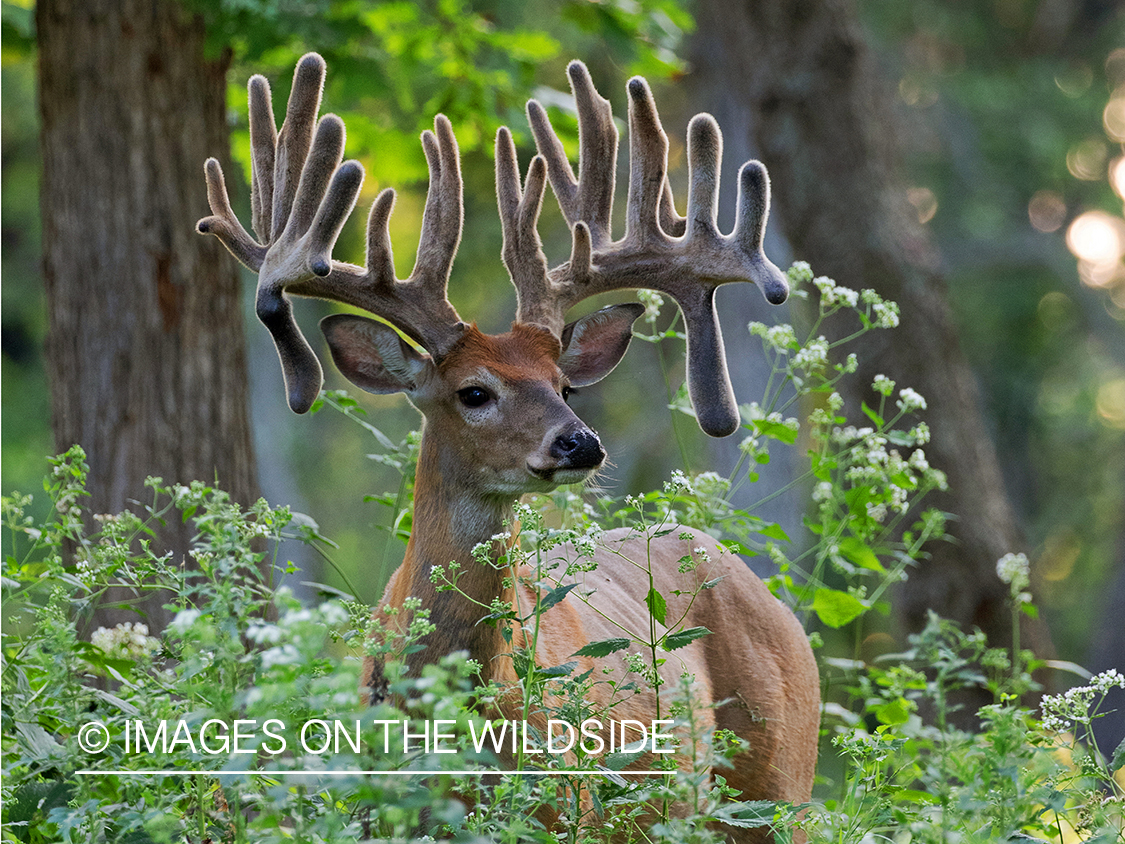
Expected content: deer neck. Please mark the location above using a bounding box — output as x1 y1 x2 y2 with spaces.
395 426 518 683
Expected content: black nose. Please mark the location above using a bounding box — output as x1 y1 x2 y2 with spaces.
549 428 605 469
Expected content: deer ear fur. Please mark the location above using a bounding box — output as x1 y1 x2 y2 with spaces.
321 314 430 394
557 303 645 387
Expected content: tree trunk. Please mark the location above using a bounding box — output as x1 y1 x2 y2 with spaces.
688 0 1053 672
37 0 258 631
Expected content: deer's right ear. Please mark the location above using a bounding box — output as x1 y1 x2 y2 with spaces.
321 314 430 394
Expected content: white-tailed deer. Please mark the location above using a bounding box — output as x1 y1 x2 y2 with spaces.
199 54 818 839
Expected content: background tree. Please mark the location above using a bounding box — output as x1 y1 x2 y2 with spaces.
686 0 1124 725
36 0 258 630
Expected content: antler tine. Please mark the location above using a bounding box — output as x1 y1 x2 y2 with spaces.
517 62 789 437
495 126 558 334
247 74 277 243
199 54 467 414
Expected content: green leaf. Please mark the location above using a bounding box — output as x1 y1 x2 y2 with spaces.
873 697 912 726
861 401 884 427
1111 735 1125 773
645 587 667 625
710 800 779 829
759 523 790 542
837 536 884 572
662 626 711 650
537 582 577 613
811 588 867 628
603 748 646 770
537 660 577 678
573 638 632 658
752 417 798 445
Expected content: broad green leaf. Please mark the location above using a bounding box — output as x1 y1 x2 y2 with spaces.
645 587 667 625
873 697 912 726
752 417 798 445
711 800 779 829
537 660 576 678
838 536 884 572
861 401 884 427
662 626 711 650
759 523 790 542
811 588 866 628
538 582 577 612
572 638 631 658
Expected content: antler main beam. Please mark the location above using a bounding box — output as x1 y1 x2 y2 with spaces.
498 61 789 437
198 53 465 413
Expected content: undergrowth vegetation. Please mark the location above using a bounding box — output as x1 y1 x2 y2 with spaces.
3 266 1123 842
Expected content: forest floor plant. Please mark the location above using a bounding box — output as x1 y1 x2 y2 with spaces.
2 265 1122 842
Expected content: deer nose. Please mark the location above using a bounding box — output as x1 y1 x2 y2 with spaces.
549 428 605 469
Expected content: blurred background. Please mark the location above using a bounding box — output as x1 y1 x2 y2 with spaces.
3 0 1123 742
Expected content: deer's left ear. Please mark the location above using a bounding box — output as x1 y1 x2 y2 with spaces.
321 314 431 394
557 303 645 387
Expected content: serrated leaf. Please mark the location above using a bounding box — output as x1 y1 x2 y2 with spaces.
645 587 667 625
1112 735 1125 772
537 660 577 678
573 638 631 658
603 748 646 770
711 800 779 829
662 626 711 650
538 582 577 613
811 588 867 628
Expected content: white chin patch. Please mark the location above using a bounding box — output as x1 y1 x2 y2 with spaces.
526 464 593 487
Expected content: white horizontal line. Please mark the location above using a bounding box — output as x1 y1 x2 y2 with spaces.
74 769 669 777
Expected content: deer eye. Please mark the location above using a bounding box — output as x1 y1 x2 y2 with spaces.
457 386 492 408
562 386 574 402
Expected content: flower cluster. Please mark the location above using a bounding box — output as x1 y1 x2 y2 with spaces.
1040 669 1125 733
995 552 1031 591
91 621 159 660
813 274 860 309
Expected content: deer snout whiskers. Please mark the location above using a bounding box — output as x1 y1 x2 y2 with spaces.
549 426 605 469
527 424 605 483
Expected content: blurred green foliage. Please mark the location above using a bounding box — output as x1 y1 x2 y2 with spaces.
859 0 1125 663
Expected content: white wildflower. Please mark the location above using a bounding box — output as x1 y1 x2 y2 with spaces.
168 608 202 634
873 301 900 329
666 470 695 496
908 449 930 472
792 336 829 372
996 552 1030 591
872 374 895 397
637 289 664 322
91 622 159 660
897 387 927 413
260 644 301 671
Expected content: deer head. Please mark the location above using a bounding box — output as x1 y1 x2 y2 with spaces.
197 53 788 446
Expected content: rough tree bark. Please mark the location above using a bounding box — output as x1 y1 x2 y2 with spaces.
688 0 1054 671
37 0 258 630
